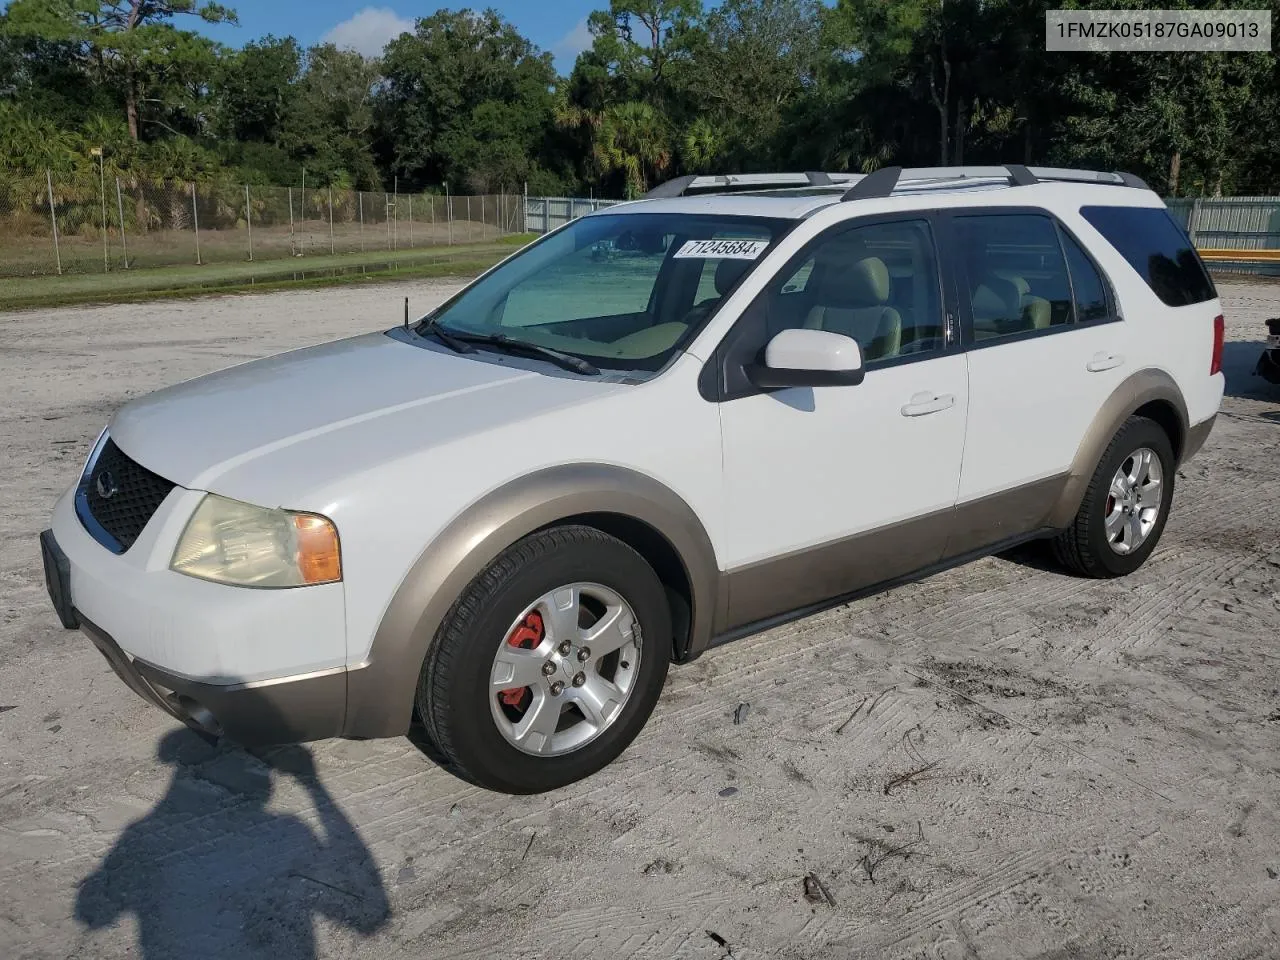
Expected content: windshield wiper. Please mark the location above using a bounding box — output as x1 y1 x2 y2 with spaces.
440 330 601 376
418 317 475 355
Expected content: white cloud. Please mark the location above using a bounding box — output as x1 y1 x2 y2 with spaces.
553 17 594 63
321 7 413 58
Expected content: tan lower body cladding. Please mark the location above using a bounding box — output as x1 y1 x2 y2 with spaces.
721 473 1067 631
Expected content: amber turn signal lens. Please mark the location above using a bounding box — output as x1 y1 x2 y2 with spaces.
293 514 342 584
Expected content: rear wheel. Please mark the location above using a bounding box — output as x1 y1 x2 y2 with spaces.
1052 416 1175 578
417 525 671 794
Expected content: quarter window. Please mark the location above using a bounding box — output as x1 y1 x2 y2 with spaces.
956 214 1073 341
1080 205 1216 306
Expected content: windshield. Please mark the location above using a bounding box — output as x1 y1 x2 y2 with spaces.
417 212 790 373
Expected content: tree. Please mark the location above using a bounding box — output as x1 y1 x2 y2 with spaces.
681 0 825 169
586 0 703 90
214 35 300 144
5 0 237 141
283 44 380 189
595 101 672 197
376 9 561 191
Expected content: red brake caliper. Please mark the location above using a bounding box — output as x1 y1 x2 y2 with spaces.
499 610 545 710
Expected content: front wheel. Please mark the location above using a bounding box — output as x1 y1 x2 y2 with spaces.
1052 415 1176 578
417 525 671 794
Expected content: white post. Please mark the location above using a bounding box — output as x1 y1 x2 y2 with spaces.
98 153 108 273
46 168 62 276
191 181 202 265
446 183 453 245
523 181 528 235
288 186 295 257
245 184 253 261
359 191 365 252
115 177 129 268
300 168 306 256
328 187 335 255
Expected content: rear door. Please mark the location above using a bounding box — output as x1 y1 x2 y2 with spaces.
940 209 1130 556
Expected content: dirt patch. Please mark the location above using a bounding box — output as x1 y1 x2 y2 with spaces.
1 281 1279 959
916 656 1076 701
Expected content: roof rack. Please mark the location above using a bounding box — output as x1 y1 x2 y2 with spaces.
642 165 1150 201
642 171 861 199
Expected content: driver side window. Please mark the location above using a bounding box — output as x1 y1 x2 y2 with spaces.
766 219 945 364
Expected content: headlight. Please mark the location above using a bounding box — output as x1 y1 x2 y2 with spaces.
170 494 341 588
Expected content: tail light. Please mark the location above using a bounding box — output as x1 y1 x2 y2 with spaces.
1210 314 1224 375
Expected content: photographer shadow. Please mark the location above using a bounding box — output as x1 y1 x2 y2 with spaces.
75 725 390 959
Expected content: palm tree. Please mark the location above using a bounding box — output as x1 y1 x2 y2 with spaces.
681 117 725 174
595 102 672 199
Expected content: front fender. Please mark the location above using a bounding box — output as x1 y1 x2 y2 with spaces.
343 463 720 739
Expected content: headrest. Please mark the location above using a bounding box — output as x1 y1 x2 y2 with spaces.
814 255 891 308
994 270 1030 297
714 257 752 296
971 275 1020 318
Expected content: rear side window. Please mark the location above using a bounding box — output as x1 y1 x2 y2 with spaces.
1059 230 1109 323
955 214 1073 341
1080 205 1216 306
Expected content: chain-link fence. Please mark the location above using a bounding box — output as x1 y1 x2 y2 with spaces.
15 172 1280 282
0 170 531 279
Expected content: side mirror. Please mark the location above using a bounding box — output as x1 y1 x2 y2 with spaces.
746 328 865 389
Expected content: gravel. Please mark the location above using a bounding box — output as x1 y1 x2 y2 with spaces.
1 279 1278 959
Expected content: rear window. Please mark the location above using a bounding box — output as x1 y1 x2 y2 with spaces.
1080 205 1216 307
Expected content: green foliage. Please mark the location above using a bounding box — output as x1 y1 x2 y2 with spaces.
377 9 563 193
2 0 1280 200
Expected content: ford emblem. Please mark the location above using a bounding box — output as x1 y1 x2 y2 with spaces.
96 471 119 499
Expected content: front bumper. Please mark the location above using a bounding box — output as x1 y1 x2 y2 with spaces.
48 483 347 682
42 528 348 745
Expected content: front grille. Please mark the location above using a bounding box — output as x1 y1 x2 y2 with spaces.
78 438 176 552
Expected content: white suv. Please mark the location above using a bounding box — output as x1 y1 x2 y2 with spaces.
41 166 1225 793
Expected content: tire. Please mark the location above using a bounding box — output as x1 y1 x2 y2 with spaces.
1052 415 1176 578
417 524 671 794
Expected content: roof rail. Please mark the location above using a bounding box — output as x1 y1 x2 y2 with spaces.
837 164 1151 201
640 171 858 200
641 165 1152 202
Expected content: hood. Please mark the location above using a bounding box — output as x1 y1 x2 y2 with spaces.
110 332 622 495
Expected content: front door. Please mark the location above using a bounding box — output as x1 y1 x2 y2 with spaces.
715 217 970 630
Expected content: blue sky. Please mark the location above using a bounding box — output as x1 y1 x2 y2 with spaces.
196 3 602 72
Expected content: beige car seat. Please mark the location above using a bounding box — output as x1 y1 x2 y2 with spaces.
802 255 902 361
971 272 1052 335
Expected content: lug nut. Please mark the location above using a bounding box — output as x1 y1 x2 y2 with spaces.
550 680 565 696
572 672 586 687
541 661 556 677
576 647 591 662
558 641 572 655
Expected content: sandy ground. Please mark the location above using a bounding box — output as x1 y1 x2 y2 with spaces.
1 280 1278 960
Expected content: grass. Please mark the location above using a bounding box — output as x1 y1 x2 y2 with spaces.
0 233 539 310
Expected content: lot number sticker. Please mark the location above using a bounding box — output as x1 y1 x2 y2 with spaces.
674 239 769 260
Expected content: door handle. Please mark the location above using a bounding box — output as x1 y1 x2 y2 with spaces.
1087 352 1124 372
901 392 956 417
